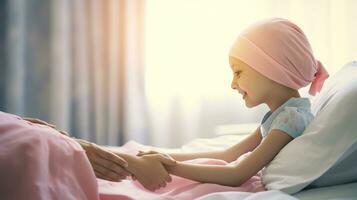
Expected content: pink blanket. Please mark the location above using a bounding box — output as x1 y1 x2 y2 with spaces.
0 111 265 200
0 111 99 200
98 141 266 200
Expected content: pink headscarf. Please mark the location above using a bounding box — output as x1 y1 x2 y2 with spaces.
229 18 329 96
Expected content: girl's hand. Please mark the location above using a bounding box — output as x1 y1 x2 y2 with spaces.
75 139 131 182
137 150 175 162
129 154 176 191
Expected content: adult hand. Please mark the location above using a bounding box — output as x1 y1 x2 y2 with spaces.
22 117 56 128
129 154 176 191
75 139 131 182
22 117 69 136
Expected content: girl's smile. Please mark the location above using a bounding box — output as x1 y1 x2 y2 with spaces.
229 56 276 108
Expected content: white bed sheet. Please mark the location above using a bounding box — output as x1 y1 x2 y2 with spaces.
197 190 298 200
179 135 357 200
109 134 357 200
294 181 357 200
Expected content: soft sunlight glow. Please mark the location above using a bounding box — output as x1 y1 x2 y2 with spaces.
144 0 269 105
145 0 348 102
145 1 354 104
144 0 357 145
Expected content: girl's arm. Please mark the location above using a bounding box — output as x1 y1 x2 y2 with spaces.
166 129 293 187
168 127 263 162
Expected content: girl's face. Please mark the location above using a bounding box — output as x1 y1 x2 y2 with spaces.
229 56 274 108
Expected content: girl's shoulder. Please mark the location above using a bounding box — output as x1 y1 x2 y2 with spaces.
270 103 314 138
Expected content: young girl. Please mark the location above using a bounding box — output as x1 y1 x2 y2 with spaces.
136 18 330 188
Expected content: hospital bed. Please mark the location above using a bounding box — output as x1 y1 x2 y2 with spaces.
115 61 357 200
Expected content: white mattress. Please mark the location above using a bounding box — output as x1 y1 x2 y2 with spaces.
294 181 357 200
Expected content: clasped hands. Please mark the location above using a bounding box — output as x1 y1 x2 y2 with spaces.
78 141 177 191
22 117 177 191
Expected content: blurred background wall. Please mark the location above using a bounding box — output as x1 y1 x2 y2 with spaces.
0 0 356 147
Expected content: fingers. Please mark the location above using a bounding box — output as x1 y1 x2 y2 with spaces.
94 169 107 180
156 155 177 166
94 168 123 182
90 154 131 177
23 118 46 124
23 118 56 128
164 174 172 183
23 117 69 136
136 154 174 189
135 178 154 191
159 168 172 183
94 145 128 168
146 182 163 191
82 142 131 177
143 154 176 166
133 168 171 191
58 130 69 136
93 163 122 181
138 151 176 167
151 156 173 186
77 139 132 181
160 181 167 188
140 180 169 191
46 123 56 128
93 162 129 181
138 151 176 166
137 177 170 191
137 150 158 156
93 166 128 182
145 184 155 191
152 180 168 191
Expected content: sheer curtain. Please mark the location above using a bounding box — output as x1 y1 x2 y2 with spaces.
3 0 146 145
144 0 357 147
2 0 357 148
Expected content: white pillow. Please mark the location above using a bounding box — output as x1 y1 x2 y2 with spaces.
261 61 357 194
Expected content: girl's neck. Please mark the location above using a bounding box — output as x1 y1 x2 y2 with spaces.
266 88 300 112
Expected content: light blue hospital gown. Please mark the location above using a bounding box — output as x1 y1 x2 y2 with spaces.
260 97 314 138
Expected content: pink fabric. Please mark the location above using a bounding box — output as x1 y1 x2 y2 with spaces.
0 111 265 200
98 141 266 200
0 111 99 200
229 18 329 96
